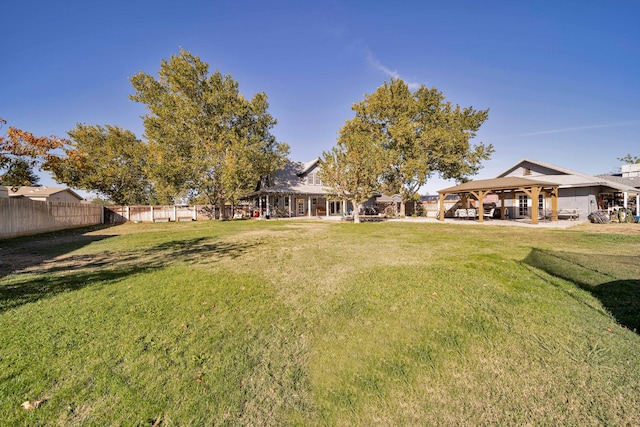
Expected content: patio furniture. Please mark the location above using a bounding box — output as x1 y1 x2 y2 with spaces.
483 208 495 220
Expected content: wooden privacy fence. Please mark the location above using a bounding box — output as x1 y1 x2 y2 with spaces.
103 205 236 224
0 198 103 239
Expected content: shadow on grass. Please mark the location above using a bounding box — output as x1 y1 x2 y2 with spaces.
524 248 640 333
0 225 119 278
0 268 143 312
0 230 258 313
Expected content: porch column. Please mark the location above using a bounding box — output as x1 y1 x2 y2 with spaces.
470 190 489 222
342 200 346 215
308 196 311 217
551 187 558 222
637 194 639 216
624 192 628 208
530 186 540 224
289 195 292 217
326 199 329 217
438 193 445 221
520 186 538 224
259 197 263 216
499 191 506 219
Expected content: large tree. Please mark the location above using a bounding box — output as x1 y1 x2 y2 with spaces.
45 124 152 205
351 79 492 216
130 49 289 217
319 119 386 223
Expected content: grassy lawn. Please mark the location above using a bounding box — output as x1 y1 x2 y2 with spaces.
1 219 639 426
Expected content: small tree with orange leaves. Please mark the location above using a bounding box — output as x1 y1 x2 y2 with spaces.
0 120 66 186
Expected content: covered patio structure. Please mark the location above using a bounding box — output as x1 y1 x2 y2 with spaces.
437 177 561 225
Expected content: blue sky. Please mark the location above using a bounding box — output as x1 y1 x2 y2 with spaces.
2 0 639 194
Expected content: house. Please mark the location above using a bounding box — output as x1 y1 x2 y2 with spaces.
245 159 400 218
437 159 640 224
244 159 349 217
6 186 84 203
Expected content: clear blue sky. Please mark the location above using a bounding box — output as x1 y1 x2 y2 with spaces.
2 0 639 194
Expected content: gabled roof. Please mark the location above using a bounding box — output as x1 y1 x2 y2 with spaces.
246 160 328 196
438 177 558 194
299 158 320 176
7 186 84 200
497 159 640 194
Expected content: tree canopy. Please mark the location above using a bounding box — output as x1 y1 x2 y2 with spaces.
0 158 40 188
46 124 152 205
130 48 289 216
0 124 64 187
319 119 386 223
618 154 640 164
321 79 492 218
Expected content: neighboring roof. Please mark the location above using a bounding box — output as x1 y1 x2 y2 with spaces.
7 186 84 200
421 194 460 202
597 174 640 189
496 158 640 194
438 177 559 194
376 194 402 203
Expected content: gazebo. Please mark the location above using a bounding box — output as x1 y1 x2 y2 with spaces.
437 177 561 225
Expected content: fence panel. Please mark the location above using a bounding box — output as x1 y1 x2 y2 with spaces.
0 198 103 239
103 205 228 223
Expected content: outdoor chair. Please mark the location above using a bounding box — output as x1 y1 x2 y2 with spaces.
456 208 468 219
467 208 477 220
483 208 495 220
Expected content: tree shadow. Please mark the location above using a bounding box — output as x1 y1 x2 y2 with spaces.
0 225 119 278
524 248 640 333
0 229 258 313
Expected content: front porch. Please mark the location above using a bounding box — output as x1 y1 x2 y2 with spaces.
248 194 352 218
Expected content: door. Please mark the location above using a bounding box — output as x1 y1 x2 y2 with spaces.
518 195 529 217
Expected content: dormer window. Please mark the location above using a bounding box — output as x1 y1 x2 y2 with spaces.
305 172 323 186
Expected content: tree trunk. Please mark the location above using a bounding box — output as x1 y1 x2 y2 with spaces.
399 200 406 217
217 200 227 220
352 200 361 223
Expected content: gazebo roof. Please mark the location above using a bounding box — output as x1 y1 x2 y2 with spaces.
438 177 559 194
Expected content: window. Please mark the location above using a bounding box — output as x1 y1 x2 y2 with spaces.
305 172 322 186
523 168 531 176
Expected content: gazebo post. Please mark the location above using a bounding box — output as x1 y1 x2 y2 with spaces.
438 193 446 221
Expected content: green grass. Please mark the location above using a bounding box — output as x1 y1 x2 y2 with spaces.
1 220 639 425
